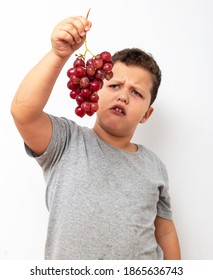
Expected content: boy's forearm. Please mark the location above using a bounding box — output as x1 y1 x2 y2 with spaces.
11 50 70 121
155 217 181 260
158 230 181 260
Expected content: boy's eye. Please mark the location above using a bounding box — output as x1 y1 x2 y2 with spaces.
109 85 143 98
132 89 143 98
109 84 119 89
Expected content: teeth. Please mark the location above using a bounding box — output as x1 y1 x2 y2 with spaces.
115 108 122 113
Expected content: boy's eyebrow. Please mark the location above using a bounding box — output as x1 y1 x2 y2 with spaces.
110 79 147 93
107 78 125 84
107 77 150 95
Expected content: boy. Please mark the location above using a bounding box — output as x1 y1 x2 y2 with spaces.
11 15 181 259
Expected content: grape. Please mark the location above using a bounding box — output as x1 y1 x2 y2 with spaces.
91 103 99 112
93 57 103 69
81 101 91 112
70 88 80 99
74 58 85 67
100 51 112 62
89 93 99 103
103 62 113 73
70 75 80 85
67 52 114 118
75 66 86 78
86 65 96 76
104 71 113 80
75 106 86 118
76 95 85 105
86 111 95 116
86 58 94 67
95 69 105 80
67 80 78 90
89 79 102 92
79 76 90 88
67 67 76 78
81 88 92 98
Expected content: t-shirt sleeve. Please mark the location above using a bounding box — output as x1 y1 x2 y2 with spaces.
25 114 76 171
156 160 173 220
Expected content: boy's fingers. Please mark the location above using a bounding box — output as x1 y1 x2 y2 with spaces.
59 17 92 45
65 16 92 36
51 16 92 56
60 24 83 44
56 29 75 45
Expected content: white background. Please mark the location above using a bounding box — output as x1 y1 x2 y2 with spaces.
0 0 213 260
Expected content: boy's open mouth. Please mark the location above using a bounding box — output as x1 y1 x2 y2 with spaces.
110 105 126 115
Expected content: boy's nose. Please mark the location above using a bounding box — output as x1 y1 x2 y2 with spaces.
116 92 129 104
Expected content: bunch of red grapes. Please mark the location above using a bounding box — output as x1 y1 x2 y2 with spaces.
67 51 113 117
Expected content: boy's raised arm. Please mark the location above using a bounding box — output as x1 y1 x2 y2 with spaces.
11 16 92 156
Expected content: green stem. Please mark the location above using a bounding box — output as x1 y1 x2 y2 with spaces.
83 8 94 58
86 8 91 19
83 40 94 57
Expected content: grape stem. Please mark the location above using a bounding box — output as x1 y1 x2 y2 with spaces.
86 8 91 19
83 8 94 58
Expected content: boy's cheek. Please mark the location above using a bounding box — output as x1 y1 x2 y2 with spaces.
97 90 109 102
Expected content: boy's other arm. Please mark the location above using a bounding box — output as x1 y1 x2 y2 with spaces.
11 16 92 156
155 216 181 260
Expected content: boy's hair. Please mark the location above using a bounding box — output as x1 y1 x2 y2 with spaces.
112 48 161 105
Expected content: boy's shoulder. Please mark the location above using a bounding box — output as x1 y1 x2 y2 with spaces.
138 144 167 171
49 114 89 133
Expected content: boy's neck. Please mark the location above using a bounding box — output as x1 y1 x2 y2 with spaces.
92 123 138 153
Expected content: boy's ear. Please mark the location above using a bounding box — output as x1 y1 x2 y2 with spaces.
140 107 154 124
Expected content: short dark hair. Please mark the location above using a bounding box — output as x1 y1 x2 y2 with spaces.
112 48 161 105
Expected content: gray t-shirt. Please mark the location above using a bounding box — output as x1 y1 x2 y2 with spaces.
26 114 172 260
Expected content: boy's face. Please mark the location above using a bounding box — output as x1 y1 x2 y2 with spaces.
94 62 154 138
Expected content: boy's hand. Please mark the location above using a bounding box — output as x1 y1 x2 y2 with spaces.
51 16 92 58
